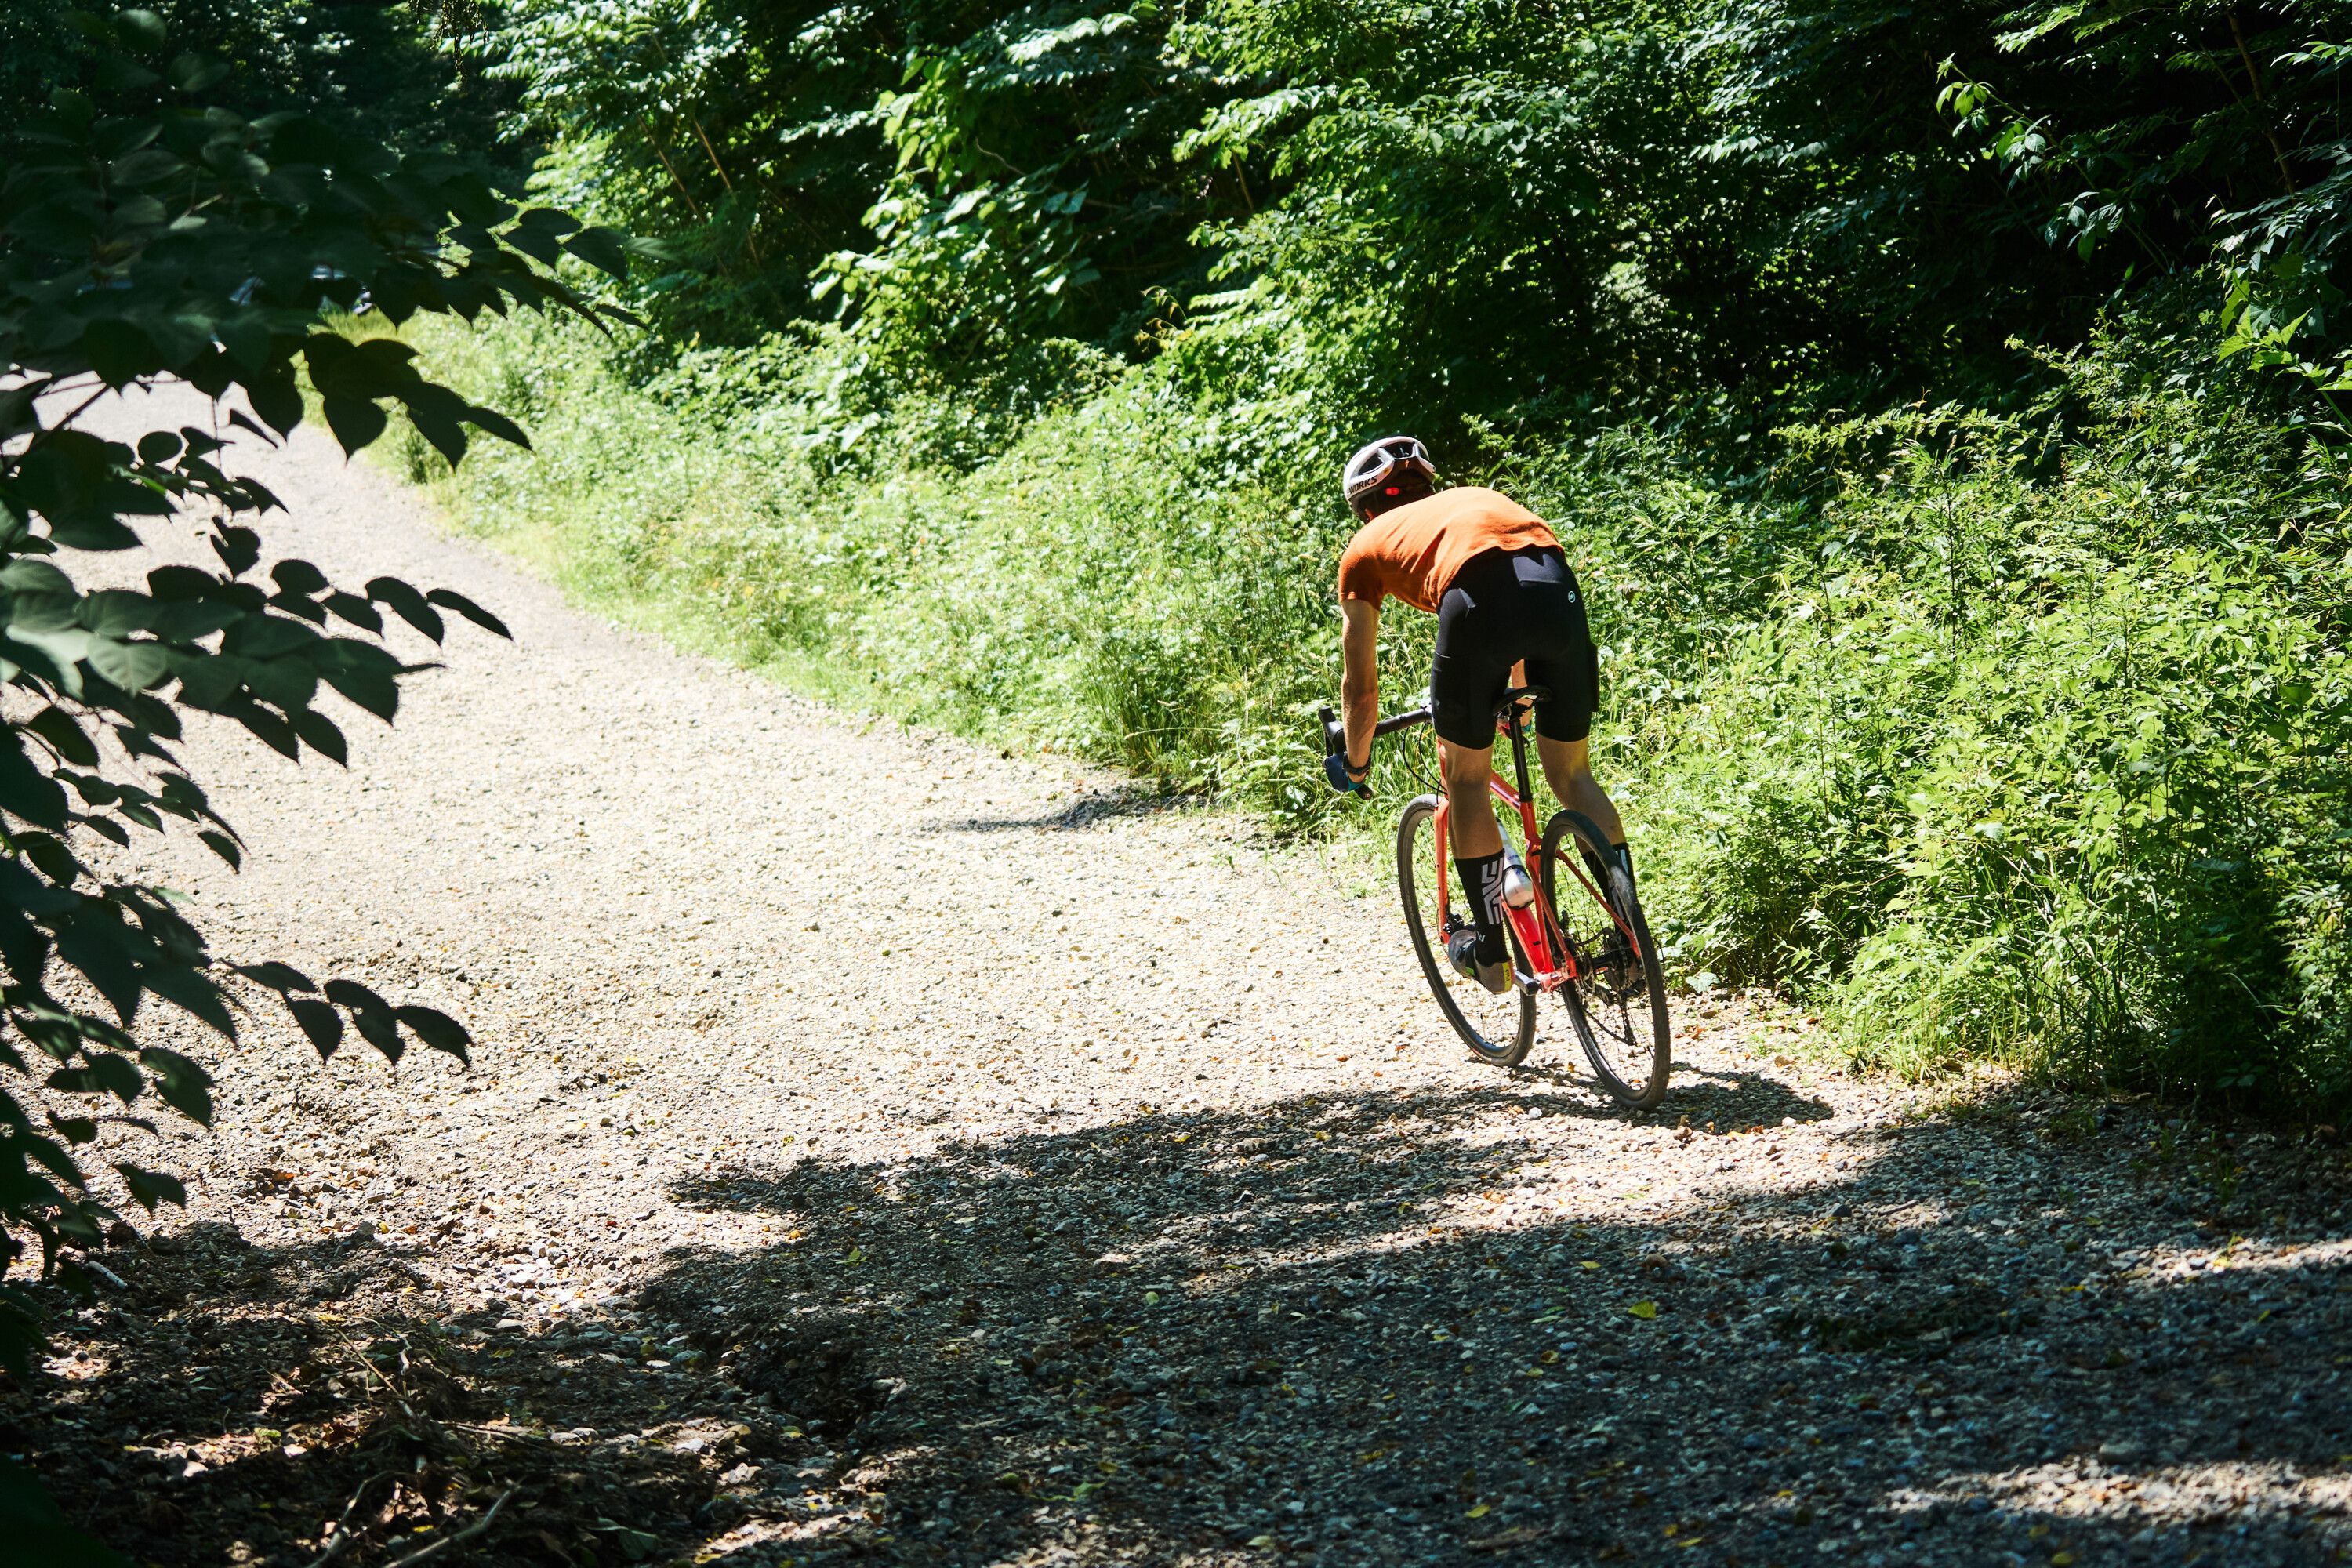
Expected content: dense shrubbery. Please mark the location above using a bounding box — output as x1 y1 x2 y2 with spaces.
387 1 2352 1111
395 299 2352 1109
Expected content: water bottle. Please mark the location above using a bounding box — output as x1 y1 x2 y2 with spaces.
1500 842 1536 909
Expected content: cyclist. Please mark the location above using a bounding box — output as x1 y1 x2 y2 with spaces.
1325 435 1632 993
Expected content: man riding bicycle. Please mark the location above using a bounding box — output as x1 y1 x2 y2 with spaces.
1327 436 1633 994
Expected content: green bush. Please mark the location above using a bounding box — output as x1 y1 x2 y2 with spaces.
390 303 2352 1115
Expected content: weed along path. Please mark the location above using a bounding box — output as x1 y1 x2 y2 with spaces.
12 383 2352 1567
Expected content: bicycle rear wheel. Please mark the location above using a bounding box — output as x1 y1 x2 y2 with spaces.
1398 795 1534 1067
1541 809 1671 1108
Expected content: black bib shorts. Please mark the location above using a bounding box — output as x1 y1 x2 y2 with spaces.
1427 546 1599 751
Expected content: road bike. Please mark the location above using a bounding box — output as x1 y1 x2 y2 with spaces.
1320 688 1673 1107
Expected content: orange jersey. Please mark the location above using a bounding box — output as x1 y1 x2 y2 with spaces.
1336 486 1559 613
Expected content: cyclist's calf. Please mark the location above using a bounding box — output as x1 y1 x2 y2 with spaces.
1536 734 1624 847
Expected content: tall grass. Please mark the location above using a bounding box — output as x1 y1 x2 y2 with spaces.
385 310 2352 1114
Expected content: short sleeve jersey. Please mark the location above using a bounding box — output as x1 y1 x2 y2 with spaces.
1335 486 1559 614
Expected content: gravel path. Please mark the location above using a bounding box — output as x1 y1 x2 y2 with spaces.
8 383 2352 1568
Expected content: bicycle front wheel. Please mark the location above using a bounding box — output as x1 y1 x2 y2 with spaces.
1397 795 1534 1067
1541 809 1672 1108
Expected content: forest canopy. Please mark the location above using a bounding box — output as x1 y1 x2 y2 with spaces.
459 1 2351 426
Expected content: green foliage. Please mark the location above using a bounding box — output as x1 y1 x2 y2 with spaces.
1170 0 1762 431
0 1453 128 1566
474 0 1235 350
0 5 629 1406
1598 362 2352 1105
408 289 2352 1115
401 0 2352 1117
4 0 517 162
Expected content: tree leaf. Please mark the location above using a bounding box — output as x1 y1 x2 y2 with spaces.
26 707 98 767
79 590 156 638
321 977 389 1011
322 592 382 633
85 637 172 692
270 559 329 597
320 395 388 456
289 707 347 764
563 226 630 280
57 921 141 1022
348 1003 401 1062
45 515 142 551
51 1051 141 1105
45 1114 98 1145
247 375 303 436
0 739 71 829
209 526 260 577
0 1454 136 1566
82 318 159 388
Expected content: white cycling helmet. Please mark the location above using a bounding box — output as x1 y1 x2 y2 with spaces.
1342 435 1439 517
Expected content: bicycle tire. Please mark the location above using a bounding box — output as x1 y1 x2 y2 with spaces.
1397 794 1535 1067
1541 809 1672 1108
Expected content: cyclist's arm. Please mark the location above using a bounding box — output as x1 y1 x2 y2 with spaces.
1340 598 1380 771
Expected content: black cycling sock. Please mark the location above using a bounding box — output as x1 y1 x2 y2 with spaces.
1457 850 1508 964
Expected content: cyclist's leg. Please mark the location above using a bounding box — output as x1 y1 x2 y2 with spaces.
1429 556 1515 861
1438 739 1504 858
1521 555 1628 848
1535 733 1624 847
1431 557 1516 989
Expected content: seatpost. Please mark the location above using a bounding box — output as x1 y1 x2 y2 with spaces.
1509 702 1536 807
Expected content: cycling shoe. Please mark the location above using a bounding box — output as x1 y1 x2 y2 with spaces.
1446 926 1512 996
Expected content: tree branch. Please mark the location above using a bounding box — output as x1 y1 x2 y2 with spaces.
380 1487 517 1568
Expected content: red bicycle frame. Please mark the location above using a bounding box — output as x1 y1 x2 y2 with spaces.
1428 705 1623 993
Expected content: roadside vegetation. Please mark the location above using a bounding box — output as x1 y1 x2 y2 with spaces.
386 1 2352 1115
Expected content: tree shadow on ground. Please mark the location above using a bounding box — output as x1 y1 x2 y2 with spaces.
13 1081 2352 1567
634 1087 2352 1566
4 1218 729 1567
1503 1061 1835 1129
931 786 1197 834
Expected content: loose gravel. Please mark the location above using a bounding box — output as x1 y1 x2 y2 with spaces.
5 384 2350 1568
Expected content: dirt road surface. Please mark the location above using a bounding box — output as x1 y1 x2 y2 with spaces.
8 383 2351 1567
